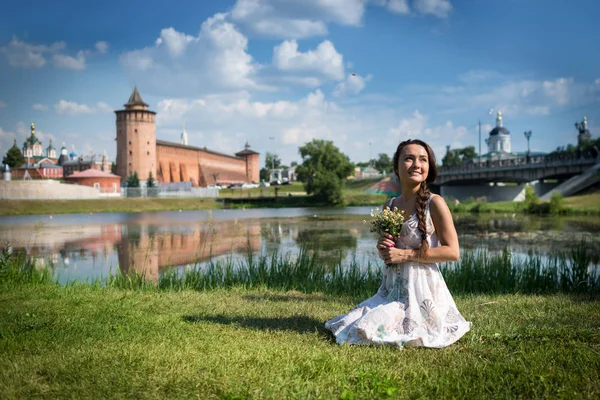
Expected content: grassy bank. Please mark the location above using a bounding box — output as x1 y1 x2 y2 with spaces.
1 282 598 398
449 193 600 216
0 197 219 216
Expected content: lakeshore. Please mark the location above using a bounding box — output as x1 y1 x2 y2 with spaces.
1 191 598 216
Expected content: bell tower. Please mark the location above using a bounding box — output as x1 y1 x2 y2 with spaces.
115 87 156 183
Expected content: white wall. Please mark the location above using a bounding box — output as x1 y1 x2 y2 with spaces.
0 180 102 200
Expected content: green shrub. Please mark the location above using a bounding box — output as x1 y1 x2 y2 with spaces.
549 192 566 215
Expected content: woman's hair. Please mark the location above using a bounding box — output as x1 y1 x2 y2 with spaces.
392 139 438 259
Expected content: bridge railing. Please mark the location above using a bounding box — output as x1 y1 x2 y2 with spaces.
438 151 598 175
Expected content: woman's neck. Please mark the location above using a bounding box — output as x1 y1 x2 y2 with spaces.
401 183 421 200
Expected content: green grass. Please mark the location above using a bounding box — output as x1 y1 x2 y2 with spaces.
0 283 598 399
448 193 600 216
0 198 219 216
564 193 600 213
344 178 382 193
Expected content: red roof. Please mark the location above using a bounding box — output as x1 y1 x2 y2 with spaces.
65 169 120 179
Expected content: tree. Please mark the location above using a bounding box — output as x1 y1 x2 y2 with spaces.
259 168 269 182
296 139 355 205
2 145 25 169
147 171 156 188
111 162 117 174
458 146 477 161
126 171 140 187
290 161 298 167
373 153 393 173
265 152 281 170
442 146 478 166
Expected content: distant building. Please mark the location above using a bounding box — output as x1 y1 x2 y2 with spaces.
477 112 546 162
64 168 121 194
269 165 297 183
12 159 63 180
351 166 381 180
575 116 592 145
62 152 111 177
21 122 58 163
115 87 260 187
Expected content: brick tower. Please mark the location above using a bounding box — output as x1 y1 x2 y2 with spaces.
235 141 260 183
115 87 156 184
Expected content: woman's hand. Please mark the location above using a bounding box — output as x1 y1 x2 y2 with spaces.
377 232 396 251
377 233 398 263
380 247 414 265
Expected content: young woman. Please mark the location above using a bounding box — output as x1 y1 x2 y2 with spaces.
325 139 471 348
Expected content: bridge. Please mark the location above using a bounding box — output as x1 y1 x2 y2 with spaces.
435 151 599 201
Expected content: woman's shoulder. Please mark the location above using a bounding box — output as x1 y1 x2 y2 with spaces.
429 194 451 215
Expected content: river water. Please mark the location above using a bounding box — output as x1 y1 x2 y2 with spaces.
1 207 598 284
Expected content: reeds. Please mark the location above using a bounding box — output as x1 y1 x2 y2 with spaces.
1 241 598 296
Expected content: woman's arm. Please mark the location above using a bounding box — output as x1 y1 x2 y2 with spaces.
379 196 460 264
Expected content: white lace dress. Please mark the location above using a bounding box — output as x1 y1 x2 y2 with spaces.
325 195 471 348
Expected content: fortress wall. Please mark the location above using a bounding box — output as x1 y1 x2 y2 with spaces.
156 144 202 185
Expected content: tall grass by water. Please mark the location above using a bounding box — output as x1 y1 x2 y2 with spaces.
2 241 598 296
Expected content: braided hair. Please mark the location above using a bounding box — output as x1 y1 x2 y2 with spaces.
392 139 438 259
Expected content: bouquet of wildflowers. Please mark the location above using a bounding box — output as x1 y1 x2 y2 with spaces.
367 206 406 238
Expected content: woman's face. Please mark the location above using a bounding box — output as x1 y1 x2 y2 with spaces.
397 144 429 185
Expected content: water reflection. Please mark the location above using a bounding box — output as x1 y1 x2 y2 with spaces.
0 208 598 283
116 221 261 281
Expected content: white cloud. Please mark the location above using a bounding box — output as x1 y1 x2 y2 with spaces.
1 36 108 70
0 127 14 138
230 0 367 38
32 104 48 111
96 102 113 113
0 36 65 68
273 40 344 80
387 0 410 14
0 101 6 108
53 100 114 116
95 41 109 54
458 69 502 84
245 18 328 39
413 0 452 18
595 78 600 85
119 14 266 96
333 73 373 96
387 110 469 158
155 28 196 56
542 77 573 106
15 122 27 136
120 50 154 70
411 75 598 118
55 100 95 116
53 51 86 70
228 0 451 39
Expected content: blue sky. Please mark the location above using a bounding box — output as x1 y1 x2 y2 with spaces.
0 0 598 166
